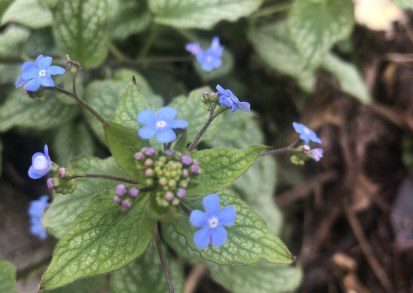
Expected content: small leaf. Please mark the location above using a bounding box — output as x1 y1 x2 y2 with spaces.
248 22 315 92
1 0 52 29
104 122 149 181
0 258 16 293
53 123 95 165
0 91 78 133
148 0 263 29
53 0 109 68
321 53 371 104
41 191 155 289
393 0 413 9
43 156 127 238
110 242 184 293
169 87 222 144
171 190 292 265
187 145 268 196
287 0 355 66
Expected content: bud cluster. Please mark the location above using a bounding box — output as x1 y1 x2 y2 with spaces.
135 147 201 207
113 184 139 210
290 145 323 166
46 167 76 195
201 91 219 111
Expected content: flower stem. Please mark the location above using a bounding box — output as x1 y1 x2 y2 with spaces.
70 173 138 184
187 110 216 152
54 87 108 126
154 222 174 293
260 139 300 156
138 24 161 59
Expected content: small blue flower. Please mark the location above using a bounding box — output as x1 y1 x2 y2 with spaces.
311 148 323 161
16 55 65 92
186 37 223 72
292 122 321 144
28 145 52 179
190 194 236 249
28 195 49 239
137 107 188 143
216 84 250 112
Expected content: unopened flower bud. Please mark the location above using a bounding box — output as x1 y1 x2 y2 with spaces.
159 177 168 185
177 188 186 198
129 187 139 197
165 149 174 156
122 199 132 209
165 192 174 201
181 155 192 165
58 167 67 178
301 145 311 152
145 159 153 166
172 198 180 206
191 165 200 174
182 169 189 177
145 147 155 156
114 195 121 204
47 177 54 189
135 152 144 160
116 184 127 196
145 168 154 177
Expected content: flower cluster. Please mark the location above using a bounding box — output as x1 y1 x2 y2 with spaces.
28 195 49 239
137 107 188 144
291 122 323 164
190 194 236 249
186 37 223 72
113 184 140 210
16 55 65 92
47 167 76 195
135 147 200 207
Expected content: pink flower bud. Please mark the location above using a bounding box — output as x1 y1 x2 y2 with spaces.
145 147 155 156
301 145 311 152
165 192 174 201
190 165 200 175
129 188 139 197
116 184 127 196
144 168 154 176
177 188 186 198
135 152 144 160
47 178 54 189
181 155 192 165
182 169 189 177
114 195 121 204
58 167 66 178
145 159 153 166
165 149 174 156
122 199 132 209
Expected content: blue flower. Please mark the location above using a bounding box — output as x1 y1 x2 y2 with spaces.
190 194 236 249
292 122 321 144
186 37 223 72
137 107 188 143
28 195 49 239
16 55 65 92
216 84 250 112
28 145 52 179
311 148 323 161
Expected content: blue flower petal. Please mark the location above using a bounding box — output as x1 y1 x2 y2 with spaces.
138 126 157 139
203 194 220 214
37 56 52 69
170 119 188 129
211 225 227 247
137 109 156 125
190 210 208 227
216 84 225 94
22 64 39 80
218 205 236 226
237 101 251 112
292 122 305 133
48 65 65 75
28 166 43 179
25 78 41 92
40 77 55 87
156 128 176 143
193 227 211 249
15 75 25 88
43 145 49 159
157 107 177 120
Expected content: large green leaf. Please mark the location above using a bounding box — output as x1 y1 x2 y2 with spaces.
0 91 78 133
53 0 109 69
110 242 184 293
393 0 413 9
53 123 94 165
0 259 16 293
104 122 150 181
171 190 292 265
187 145 268 196
321 53 371 104
169 87 222 145
0 25 30 58
48 276 105 293
43 156 127 238
41 191 155 289
0 0 13 18
287 0 355 66
1 0 52 29
248 22 315 92
148 0 263 29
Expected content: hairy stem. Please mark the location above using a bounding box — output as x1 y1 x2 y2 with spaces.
155 222 174 293
261 139 300 156
70 173 138 184
187 110 215 152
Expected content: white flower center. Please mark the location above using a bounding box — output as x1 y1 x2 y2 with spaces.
303 127 311 135
208 216 219 229
39 69 47 77
33 155 48 170
156 120 167 129
206 55 213 62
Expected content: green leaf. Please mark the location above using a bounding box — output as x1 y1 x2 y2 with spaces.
171 190 292 265
169 87 222 144
53 0 109 69
53 123 94 165
83 80 124 142
1 0 52 29
0 25 30 58
105 122 149 181
110 242 184 293
209 262 302 293
0 91 78 133
321 53 371 104
0 0 13 18
287 0 355 66
48 276 105 293
0 259 16 293
187 145 268 196
43 156 127 238
148 0 263 29
248 22 315 92
393 0 413 9
41 191 155 289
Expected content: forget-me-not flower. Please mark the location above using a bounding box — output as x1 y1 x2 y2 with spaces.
186 37 223 72
28 145 52 179
216 85 250 112
292 122 321 144
311 148 323 161
28 195 49 239
16 55 65 92
137 107 188 143
190 194 236 249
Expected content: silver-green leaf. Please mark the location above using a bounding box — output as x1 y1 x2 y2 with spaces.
0 258 16 293
1 0 52 29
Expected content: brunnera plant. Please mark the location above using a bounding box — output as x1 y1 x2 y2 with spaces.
17 53 322 292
